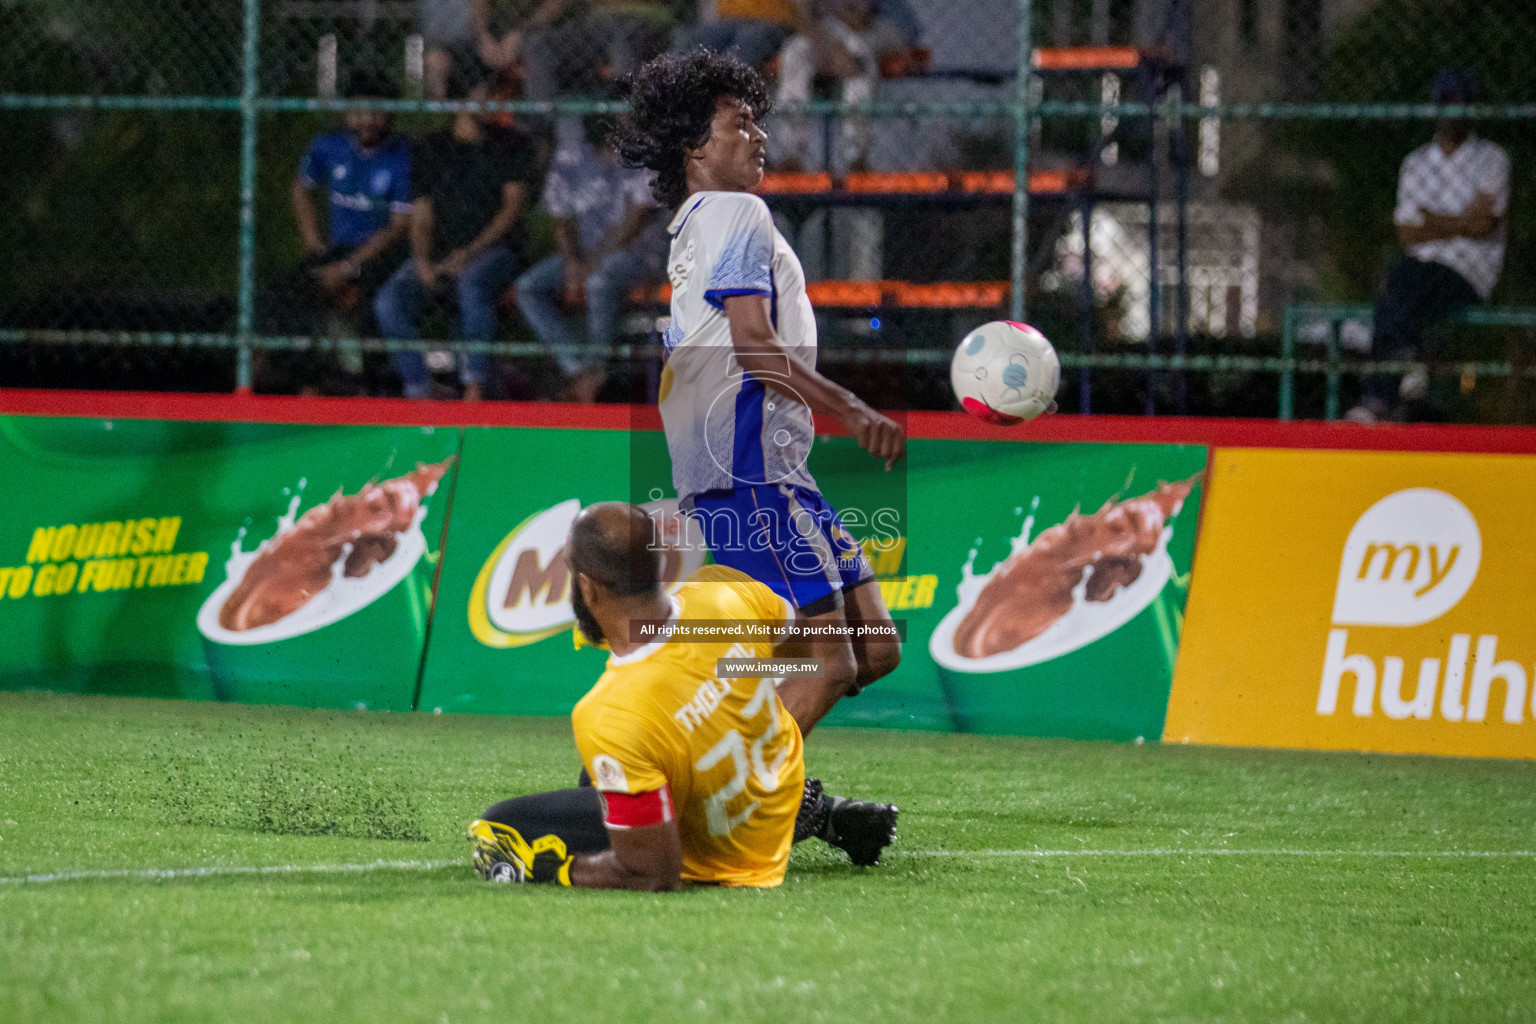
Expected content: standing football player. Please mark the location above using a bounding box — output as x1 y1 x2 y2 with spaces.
611 49 905 856
615 49 904 728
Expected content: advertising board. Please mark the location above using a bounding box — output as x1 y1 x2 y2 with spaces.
423 428 1206 739
1166 447 1536 759
413 426 673 717
908 440 1206 737
0 416 459 709
0 402 1209 740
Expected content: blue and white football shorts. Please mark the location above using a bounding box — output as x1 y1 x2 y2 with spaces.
683 483 875 615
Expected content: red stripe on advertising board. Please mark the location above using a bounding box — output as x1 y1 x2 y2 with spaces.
5 389 1536 453
0 389 660 431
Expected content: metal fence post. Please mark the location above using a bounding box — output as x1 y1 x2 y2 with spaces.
1009 0 1033 324
1144 71 1159 417
1326 316 1341 421
1279 306 1295 420
1170 82 1189 415
235 0 261 393
1078 194 1094 414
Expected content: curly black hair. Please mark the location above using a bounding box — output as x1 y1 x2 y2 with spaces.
615 48 771 210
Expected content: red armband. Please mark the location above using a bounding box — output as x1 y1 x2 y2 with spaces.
600 786 675 829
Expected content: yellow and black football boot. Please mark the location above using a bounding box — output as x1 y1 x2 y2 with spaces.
467 819 574 885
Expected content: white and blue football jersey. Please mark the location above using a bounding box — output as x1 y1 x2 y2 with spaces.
660 191 820 500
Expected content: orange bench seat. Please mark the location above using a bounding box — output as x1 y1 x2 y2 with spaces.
631 281 1007 310
756 168 1089 197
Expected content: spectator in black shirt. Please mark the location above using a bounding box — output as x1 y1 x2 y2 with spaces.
375 79 540 399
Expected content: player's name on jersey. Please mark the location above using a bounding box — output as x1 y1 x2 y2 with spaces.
629 619 906 643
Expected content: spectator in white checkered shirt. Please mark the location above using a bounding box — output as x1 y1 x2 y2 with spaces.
514 116 664 403
1351 69 1510 424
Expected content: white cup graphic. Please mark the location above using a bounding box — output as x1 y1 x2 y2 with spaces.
1331 488 1481 627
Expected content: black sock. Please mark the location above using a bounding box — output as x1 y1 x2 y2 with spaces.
793 777 832 843
815 792 840 842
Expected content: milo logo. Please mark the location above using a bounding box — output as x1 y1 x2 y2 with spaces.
468 498 706 649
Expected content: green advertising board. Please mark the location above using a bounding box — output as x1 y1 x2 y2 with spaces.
422 425 1205 740
0 416 460 710
867 439 1207 739
414 425 675 717
0 412 1204 738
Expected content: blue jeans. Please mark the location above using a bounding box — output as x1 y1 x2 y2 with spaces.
1362 255 1480 413
374 244 515 397
514 249 652 376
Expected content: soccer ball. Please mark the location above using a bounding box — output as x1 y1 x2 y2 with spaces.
951 320 1060 425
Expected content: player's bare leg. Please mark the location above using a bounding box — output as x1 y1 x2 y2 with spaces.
841 578 902 693
775 578 902 733
775 597 900 866
774 602 858 736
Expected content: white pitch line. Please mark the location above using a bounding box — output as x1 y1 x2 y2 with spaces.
0 858 460 886
5 849 1535 886
898 848 1536 859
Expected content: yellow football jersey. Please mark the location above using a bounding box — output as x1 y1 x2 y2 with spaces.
572 565 806 888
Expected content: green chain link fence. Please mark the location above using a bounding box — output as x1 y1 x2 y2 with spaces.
2 0 1535 418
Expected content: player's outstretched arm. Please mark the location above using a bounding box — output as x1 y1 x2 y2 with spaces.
569 819 683 892
722 294 905 471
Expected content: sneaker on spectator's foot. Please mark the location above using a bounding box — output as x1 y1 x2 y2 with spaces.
1344 396 1393 425
1399 368 1430 402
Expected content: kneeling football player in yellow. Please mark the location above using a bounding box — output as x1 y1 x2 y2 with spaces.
469 502 896 889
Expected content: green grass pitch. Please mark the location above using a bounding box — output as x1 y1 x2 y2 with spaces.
2 691 1535 1023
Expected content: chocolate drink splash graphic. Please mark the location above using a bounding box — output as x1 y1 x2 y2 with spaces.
219 461 451 632
951 476 1198 660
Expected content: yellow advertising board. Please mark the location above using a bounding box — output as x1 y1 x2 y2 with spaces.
1166 447 1536 759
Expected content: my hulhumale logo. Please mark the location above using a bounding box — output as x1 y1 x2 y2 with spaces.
1319 488 1533 725
1330 488 1480 627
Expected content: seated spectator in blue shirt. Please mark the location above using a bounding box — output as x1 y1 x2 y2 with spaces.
515 116 663 403
258 70 412 394
374 76 541 400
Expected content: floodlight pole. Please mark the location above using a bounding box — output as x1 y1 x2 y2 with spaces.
1009 0 1033 323
235 0 260 393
